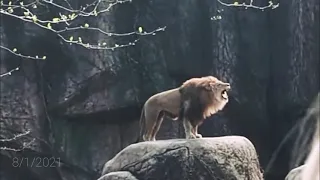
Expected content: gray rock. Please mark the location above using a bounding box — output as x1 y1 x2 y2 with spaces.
98 171 138 180
100 136 263 180
285 165 305 180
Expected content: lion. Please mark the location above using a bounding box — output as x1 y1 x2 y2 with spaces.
138 76 231 141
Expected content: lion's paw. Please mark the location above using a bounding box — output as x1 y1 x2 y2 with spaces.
186 134 197 139
195 133 203 138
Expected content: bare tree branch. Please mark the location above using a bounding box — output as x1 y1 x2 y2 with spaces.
211 0 279 21
0 0 166 59
0 45 46 60
0 67 20 78
42 0 133 17
0 138 36 152
0 130 30 142
0 129 35 152
217 0 279 10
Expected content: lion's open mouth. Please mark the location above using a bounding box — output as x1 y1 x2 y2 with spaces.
221 90 228 100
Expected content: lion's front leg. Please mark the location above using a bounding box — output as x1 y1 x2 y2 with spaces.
183 119 197 139
194 125 202 138
195 134 202 138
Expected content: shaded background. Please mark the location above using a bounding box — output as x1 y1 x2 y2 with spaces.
0 0 319 180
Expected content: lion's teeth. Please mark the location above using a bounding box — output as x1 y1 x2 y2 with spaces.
222 91 228 99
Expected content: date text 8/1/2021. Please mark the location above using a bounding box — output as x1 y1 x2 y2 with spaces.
12 157 61 168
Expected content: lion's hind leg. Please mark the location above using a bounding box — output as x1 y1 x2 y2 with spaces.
143 122 156 141
149 111 165 141
143 127 155 141
143 108 162 141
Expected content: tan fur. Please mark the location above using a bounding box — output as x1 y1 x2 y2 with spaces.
139 76 231 141
139 88 181 141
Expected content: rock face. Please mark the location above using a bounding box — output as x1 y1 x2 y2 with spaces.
285 165 304 180
0 0 319 180
98 171 138 180
100 136 263 180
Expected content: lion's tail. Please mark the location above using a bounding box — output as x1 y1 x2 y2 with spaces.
178 87 185 121
134 105 146 143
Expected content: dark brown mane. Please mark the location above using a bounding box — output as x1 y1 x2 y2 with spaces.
178 76 221 120
180 76 219 91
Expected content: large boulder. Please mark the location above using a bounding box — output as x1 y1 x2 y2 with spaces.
98 171 138 180
285 165 304 180
100 136 263 180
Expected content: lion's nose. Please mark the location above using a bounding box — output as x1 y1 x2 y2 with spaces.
224 83 231 90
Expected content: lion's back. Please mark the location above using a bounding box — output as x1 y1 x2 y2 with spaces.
145 88 181 114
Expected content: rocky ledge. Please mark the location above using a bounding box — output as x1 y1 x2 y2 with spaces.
98 136 264 180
